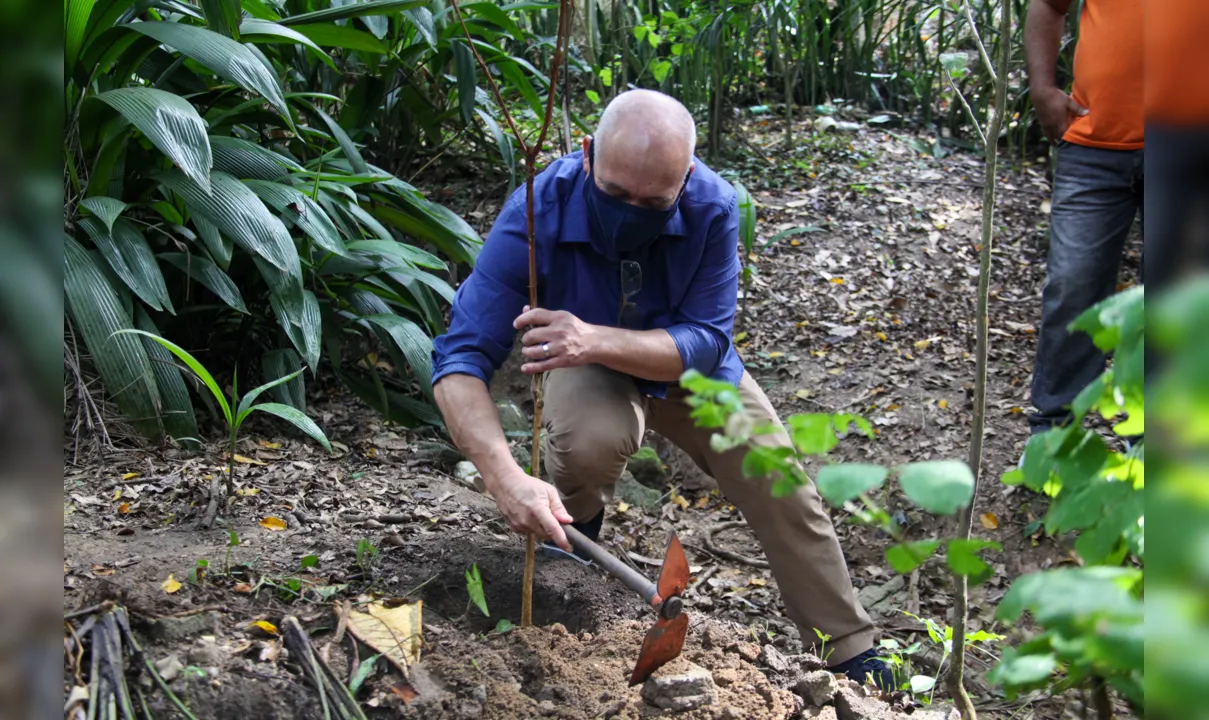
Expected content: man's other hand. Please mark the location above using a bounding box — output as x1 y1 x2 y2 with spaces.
1034 86 1089 143
487 466 573 551
514 306 599 374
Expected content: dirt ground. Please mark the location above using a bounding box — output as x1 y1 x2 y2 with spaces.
63 115 1141 719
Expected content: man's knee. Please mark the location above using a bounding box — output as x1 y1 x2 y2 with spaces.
546 412 640 475
543 366 643 479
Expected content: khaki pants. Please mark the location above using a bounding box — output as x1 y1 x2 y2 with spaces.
542 364 876 665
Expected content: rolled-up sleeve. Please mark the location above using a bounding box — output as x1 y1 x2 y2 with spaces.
431 193 530 387
665 195 740 380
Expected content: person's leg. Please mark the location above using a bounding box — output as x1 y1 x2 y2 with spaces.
542 364 645 528
1029 143 1142 433
648 373 876 667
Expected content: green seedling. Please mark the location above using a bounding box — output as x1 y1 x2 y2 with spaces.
355 538 378 577
111 330 333 509
466 563 489 617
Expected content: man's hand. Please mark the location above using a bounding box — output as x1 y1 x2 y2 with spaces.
513 306 599 374
1034 86 1088 143
486 466 573 551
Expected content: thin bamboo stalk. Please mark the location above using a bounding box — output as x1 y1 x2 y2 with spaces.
449 0 574 628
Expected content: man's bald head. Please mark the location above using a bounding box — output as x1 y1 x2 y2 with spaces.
583 89 697 211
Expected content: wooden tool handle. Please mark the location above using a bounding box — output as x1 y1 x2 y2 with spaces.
563 525 658 606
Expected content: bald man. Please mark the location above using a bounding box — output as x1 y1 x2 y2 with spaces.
431 90 890 687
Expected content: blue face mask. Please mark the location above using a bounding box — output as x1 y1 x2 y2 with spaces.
582 141 689 259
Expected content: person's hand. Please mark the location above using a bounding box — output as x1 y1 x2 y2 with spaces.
1033 86 1088 143
486 466 573 551
513 306 599 374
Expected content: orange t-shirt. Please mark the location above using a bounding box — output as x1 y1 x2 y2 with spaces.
1063 0 1144 150
1146 0 1209 125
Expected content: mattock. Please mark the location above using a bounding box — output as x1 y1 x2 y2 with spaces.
563 526 691 685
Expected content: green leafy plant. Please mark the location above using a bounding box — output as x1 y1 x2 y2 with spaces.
990 287 1144 714
679 371 997 700
466 563 489 617
355 538 379 578
112 329 331 526
65 0 501 447
898 612 1004 701
225 529 241 575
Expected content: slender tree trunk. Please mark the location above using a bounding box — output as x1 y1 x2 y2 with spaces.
946 2 1010 719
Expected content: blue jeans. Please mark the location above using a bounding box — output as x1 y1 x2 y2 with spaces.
1029 142 1144 433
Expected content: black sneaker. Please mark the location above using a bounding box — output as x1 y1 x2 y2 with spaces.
829 648 895 690
541 508 603 563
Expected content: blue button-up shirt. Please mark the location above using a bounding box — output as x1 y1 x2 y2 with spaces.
431 150 744 399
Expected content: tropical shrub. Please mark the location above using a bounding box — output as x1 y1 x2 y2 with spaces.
63 0 574 444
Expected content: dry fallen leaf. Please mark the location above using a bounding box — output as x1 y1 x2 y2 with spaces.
617 501 631 513
121 472 139 481
670 492 690 511
118 503 131 514
980 512 1000 530
693 496 711 510
161 574 182 594
249 620 279 636
391 681 419 703
830 277 845 285
875 332 888 342
794 388 814 400
233 583 255 593
236 487 261 497
259 516 288 531
347 601 423 678
937 399 949 410
233 454 267 466
258 439 282 450
749 577 767 587
91 564 115 577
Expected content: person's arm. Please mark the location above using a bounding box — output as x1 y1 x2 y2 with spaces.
1025 0 1087 142
430 194 572 550
434 374 572 549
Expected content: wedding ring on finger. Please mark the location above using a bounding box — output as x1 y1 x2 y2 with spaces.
542 342 551 358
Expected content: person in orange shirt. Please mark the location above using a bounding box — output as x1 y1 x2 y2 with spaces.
1024 0 1143 436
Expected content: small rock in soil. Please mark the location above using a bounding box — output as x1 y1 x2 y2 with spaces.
496 401 529 433
186 637 222 667
413 440 463 469
712 668 739 687
470 685 487 704
641 662 718 711
803 708 839 719
793 670 839 707
626 447 668 489
834 683 916 720
855 576 906 614
614 471 662 512
909 707 960 720
725 641 762 664
454 461 486 493
147 611 219 642
155 653 184 682
760 643 791 674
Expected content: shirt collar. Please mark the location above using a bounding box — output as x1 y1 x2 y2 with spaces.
558 171 688 244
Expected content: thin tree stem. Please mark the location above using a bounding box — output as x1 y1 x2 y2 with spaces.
449 0 573 628
946 2 1010 719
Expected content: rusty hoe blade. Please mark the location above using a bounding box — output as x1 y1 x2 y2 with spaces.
629 532 692 686
630 613 689 686
655 533 690 604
